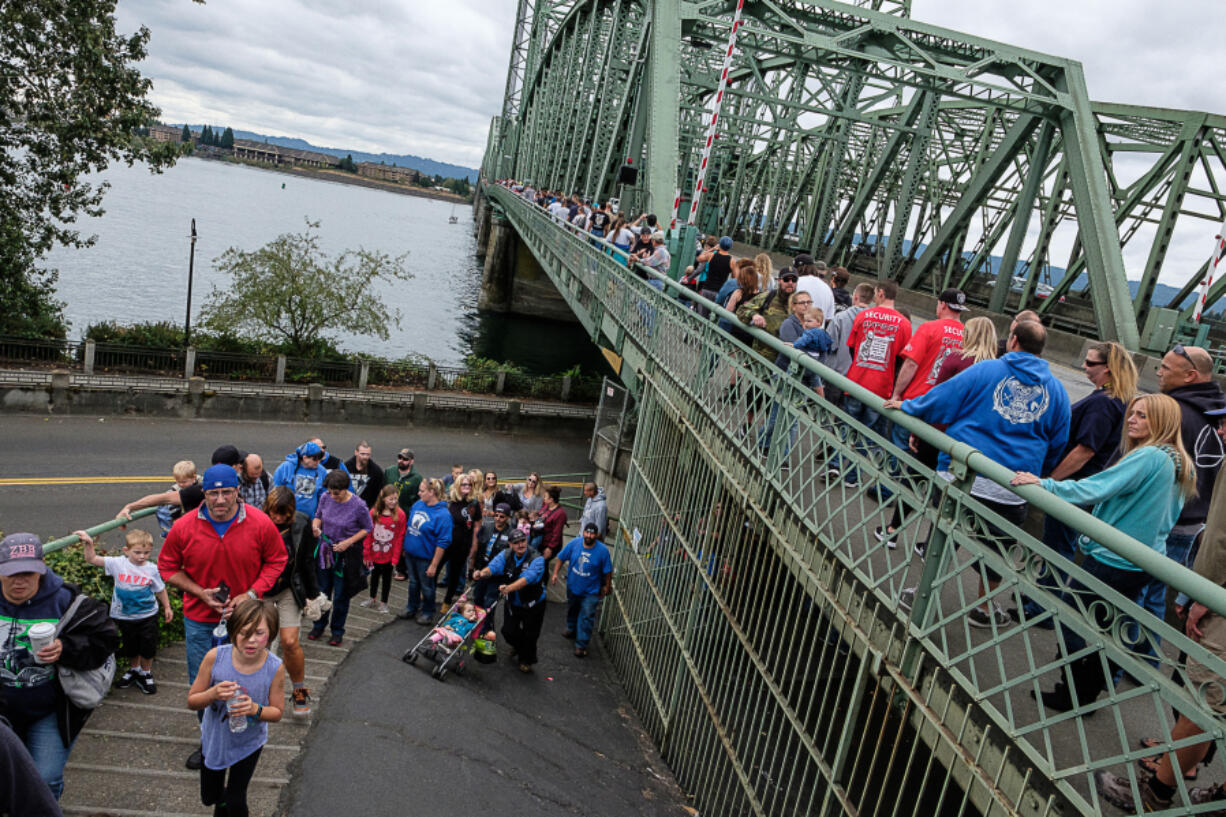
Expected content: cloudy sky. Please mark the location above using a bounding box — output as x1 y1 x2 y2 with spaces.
119 0 1225 170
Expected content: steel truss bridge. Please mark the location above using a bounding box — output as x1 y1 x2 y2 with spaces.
485 0 1226 351
484 181 1226 817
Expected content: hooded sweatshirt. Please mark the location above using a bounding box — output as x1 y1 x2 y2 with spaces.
903 352 1071 501
272 442 330 517
0 571 74 723
1167 380 1226 527
1041 445 1187 571
580 488 609 535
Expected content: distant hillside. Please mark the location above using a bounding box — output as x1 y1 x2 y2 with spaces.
178 126 477 182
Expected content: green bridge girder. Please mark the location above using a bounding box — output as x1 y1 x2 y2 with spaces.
487 0 1226 350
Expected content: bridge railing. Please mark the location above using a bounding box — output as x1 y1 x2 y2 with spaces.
491 184 1226 817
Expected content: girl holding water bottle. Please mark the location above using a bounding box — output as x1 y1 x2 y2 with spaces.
188 598 284 817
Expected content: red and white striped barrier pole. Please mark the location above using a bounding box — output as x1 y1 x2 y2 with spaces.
1195 220 1226 323
686 0 745 227
669 188 681 232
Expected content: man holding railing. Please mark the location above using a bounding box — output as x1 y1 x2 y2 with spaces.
885 320 1070 628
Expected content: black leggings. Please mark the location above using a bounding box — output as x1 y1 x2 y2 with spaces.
369 564 393 602
201 747 262 817
442 545 469 604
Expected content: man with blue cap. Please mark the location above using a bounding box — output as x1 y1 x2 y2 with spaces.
272 441 329 517
158 463 287 770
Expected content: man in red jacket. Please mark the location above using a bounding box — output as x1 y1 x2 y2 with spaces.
158 464 287 770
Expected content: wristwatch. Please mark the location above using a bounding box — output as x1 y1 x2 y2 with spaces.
247 590 258 600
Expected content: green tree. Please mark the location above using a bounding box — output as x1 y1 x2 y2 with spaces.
220 127 234 149
200 221 412 356
337 154 357 172
204 125 215 146
181 124 192 143
1 0 180 337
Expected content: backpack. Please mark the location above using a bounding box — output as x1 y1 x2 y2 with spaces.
54 594 117 709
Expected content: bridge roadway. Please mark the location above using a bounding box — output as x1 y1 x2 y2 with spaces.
0 416 691 816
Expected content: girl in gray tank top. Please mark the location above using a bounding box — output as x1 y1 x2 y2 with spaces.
188 599 285 817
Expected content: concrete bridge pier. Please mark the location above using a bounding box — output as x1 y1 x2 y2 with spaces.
478 214 577 322
474 187 492 256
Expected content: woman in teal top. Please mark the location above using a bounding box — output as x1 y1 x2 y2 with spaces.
1012 393 1196 712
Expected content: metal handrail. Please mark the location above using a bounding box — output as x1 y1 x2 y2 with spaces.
42 508 158 554
495 185 1226 618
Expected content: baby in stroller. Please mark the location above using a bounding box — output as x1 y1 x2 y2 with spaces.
428 601 480 649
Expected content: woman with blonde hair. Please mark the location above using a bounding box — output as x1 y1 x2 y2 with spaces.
753 252 774 292
1017 340 1139 621
1013 393 1195 712
934 316 997 383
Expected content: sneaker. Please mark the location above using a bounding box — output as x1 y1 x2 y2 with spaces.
134 673 157 695
1094 770 1170 812
967 604 1012 629
292 687 312 717
1189 783 1226 808
359 597 376 608
898 587 916 612
377 601 390 614
824 466 841 481
562 630 576 640
397 609 418 620
416 613 433 626
873 526 897 549
185 746 204 770
914 540 927 558
116 668 139 688
393 572 407 581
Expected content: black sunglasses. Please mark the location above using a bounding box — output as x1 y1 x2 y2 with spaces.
1083 357 1106 367
1173 343 1194 364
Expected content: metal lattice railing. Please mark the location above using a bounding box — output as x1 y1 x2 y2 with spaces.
489 183 1226 817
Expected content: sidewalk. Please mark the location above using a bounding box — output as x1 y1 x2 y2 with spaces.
282 582 692 817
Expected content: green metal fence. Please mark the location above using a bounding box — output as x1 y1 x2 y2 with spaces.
490 183 1226 817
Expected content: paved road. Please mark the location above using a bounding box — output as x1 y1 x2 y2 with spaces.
0 415 594 539
283 598 692 817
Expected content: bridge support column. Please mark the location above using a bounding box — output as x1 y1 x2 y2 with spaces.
480 213 579 322
474 192 492 257
479 214 515 311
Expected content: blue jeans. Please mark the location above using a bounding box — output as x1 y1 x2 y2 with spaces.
184 617 216 688
839 396 887 485
19 712 76 799
566 592 602 650
402 555 436 617
312 565 351 638
1141 530 1197 622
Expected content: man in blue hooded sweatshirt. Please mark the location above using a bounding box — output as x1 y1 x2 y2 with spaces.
272 442 329 517
884 320 1070 628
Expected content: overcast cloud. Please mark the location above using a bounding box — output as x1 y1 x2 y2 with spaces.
117 1 1225 285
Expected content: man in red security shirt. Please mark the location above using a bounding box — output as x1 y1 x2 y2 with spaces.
158 464 287 771
875 289 967 545
831 279 912 486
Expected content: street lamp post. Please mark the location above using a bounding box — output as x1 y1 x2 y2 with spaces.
184 218 197 347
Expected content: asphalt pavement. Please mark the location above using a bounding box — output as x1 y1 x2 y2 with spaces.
281 598 692 817
0 415 595 540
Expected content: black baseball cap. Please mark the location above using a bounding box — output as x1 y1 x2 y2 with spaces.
939 289 969 311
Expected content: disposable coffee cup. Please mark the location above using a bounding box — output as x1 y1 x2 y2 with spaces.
27 622 57 663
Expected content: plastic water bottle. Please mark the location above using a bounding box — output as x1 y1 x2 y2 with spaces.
211 618 228 647
227 691 248 734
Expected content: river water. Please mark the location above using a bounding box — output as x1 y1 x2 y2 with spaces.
44 157 603 373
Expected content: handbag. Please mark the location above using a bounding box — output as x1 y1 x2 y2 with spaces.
53 594 117 709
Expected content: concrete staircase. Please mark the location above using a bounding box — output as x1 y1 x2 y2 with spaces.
58 581 411 817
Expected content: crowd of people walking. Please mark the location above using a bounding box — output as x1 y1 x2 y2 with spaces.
500 178 1226 813
0 434 614 815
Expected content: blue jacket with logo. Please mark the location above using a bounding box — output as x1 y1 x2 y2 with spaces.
902 352 1071 476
